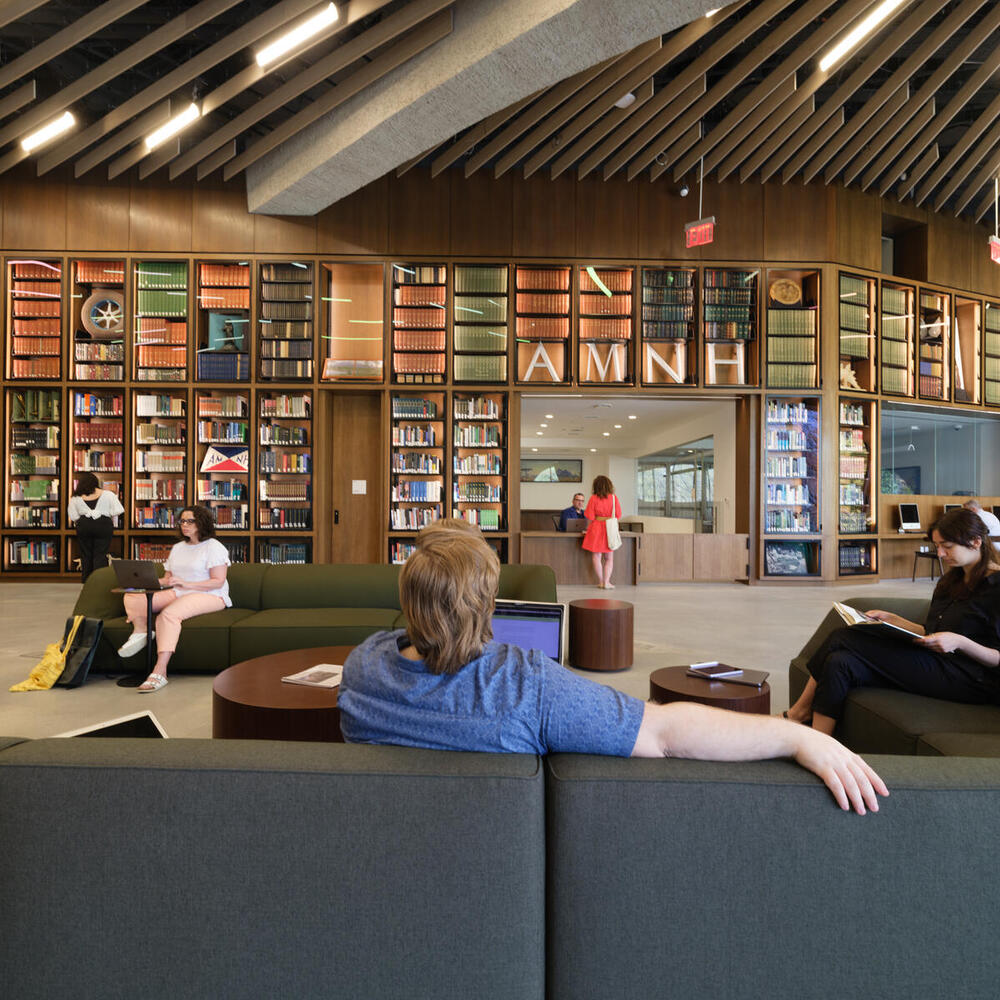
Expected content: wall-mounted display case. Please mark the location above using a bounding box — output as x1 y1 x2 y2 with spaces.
880 279 915 396
321 261 383 382
72 258 125 381
453 265 508 384
389 393 444 558
515 266 571 384
6 387 60 531
134 260 188 382
195 390 249 530
917 288 950 401
258 391 312 531
985 301 1000 406
260 260 314 381
765 268 819 389
703 268 757 386
838 272 876 393
640 266 697 385
7 258 62 380
953 296 981 404
133 391 186 529
578 266 633 385
391 264 446 385
197 261 250 381
453 392 506 531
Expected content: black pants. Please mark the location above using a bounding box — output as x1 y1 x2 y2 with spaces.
75 518 113 582
806 626 1000 720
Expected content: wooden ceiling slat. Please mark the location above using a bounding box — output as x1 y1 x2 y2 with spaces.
493 38 663 180
733 96 815 183
137 137 182 181
0 0 50 32
0 0 150 92
860 98 937 192
168 0 453 180
38 0 337 176
775 0 950 184
973 181 998 223
820 85 910 185
765 108 843 184
396 146 437 178
897 144 938 201
874 101 937 195
925 99 1000 210
0 80 36 122
672 0 874 183
79 99 173 178
196 140 237 180
223 10 454 180
951 143 1000 216
625 0 837 182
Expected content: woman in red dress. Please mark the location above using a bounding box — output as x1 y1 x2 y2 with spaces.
582 475 621 589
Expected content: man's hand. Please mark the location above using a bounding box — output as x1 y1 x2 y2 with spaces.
792 727 889 814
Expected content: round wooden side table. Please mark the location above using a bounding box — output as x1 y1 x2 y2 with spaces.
568 599 633 671
649 665 770 714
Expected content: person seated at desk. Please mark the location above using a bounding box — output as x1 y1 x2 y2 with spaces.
558 492 587 531
339 530 887 815
963 499 1000 537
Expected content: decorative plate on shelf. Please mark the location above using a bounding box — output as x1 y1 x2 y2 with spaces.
769 278 801 305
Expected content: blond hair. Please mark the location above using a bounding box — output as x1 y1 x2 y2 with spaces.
400 531 499 674
415 516 482 547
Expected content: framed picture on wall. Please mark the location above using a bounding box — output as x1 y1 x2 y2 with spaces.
520 458 582 483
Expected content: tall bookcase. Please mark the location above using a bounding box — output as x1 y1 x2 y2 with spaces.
72 258 125 381
453 392 506 534
838 272 876 392
260 261 314 381
321 261 384 382
765 269 819 388
578 266 633 385
195 390 250 537
515 265 571 383
258 391 313 556
391 264 446 385
880 279 915 396
134 260 189 382
7 258 62 380
640 266 697 385
196 261 251 381
453 264 509 384
953 296 981 404
703 268 757 386
985 301 1000 406
133 391 186 531
762 396 820 578
918 288 950 401
838 396 877 577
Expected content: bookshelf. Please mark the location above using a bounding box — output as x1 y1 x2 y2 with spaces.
985 302 1000 406
134 260 189 382
196 260 251 382
7 258 62 380
453 264 509 384
133 391 187 530
195 390 250 531
578 266 633 385
389 392 445 561
321 261 384 382
953 296 981 404
5 388 61 545
453 392 506 532
763 396 820 578
918 288 950 401
71 258 125 381
703 268 757 386
838 272 876 392
391 263 446 385
258 391 312 537
765 269 819 389
260 260 314 381
880 279 915 396
640 266 697 385
515 265 571 383
838 396 877 577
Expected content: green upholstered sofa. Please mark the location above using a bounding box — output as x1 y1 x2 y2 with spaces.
4 737 1000 999
789 595 1000 756
73 562 558 675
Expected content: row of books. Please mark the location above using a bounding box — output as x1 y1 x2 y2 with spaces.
768 309 816 336
839 510 871 533
257 541 310 563
261 282 312 302
258 481 310 500
455 266 508 294
197 421 249 442
260 300 311 321
453 508 501 529
13 317 60 334
766 429 811 450
12 299 61 317
135 453 185 471
395 265 445 284
454 296 507 321
393 455 441 473
135 480 185 501
136 262 187 288
74 450 122 471
75 260 123 284
75 343 125 361
392 480 443 502
259 453 310 473
454 426 501 447
580 269 632 293
765 510 813 532
12 427 59 448
453 356 508 381
704 304 755 323
839 333 870 360
213 505 250 529
704 322 753 340
516 268 569 291
197 480 247 501
767 364 816 388
7 540 57 564
394 285 446 307
453 482 501 502
394 330 446 351
10 455 58 474
261 359 313 379
10 480 59 500
259 425 308 445
881 339 909 366
199 263 249 287
839 429 865 451
137 346 186 368
516 292 570 314
10 390 61 422
390 506 442 530
644 269 694 288
580 292 632 316
136 290 187 316
704 271 755 289
11 358 60 378
765 455 809 477
259 507 311 529
8 507 60 528
200 289 250 309
766 483 811 504
12 336 61 355
12 262 61 280
579 318 631 340
454 454 501 474
839 302 870 330
839 482 867 504
642 321 692 340
73 423 123 444
767 337 814 362
839 543 873 568
393 353 446 375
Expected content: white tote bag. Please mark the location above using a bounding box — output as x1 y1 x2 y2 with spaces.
605 499 622 550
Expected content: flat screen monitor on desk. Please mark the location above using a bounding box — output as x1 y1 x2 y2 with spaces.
943 503 962 513
898 503 922 532
492 599 567 664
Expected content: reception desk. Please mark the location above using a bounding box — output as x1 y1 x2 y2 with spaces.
520 532 638 586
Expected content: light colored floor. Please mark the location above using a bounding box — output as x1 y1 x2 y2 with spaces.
0 576 936 739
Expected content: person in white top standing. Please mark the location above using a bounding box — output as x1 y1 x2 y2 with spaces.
118 505 231 692
963 499 1000 538
67 472 124 582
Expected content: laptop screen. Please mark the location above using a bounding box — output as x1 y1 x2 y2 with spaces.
491 599 566 664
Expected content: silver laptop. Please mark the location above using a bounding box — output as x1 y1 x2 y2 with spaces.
112 558 166 590
491 599 567 664
564 517 587 532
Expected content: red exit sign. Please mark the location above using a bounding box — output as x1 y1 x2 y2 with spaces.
991 235 1000 264
685 216 716 248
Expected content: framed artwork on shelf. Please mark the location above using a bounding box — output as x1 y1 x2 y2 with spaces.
520 458 582 483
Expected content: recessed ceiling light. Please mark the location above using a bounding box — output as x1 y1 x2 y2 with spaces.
545 413 554 419
590 448 597 452
603 432 610 437
540 423 548 427
628 415 637 420
531 447 538 452
614 424 622 429
536 431 543 436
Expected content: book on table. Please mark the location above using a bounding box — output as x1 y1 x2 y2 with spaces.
281 664 343 688
832 602 921 641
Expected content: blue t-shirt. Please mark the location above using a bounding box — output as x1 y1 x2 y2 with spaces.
340 630 644 756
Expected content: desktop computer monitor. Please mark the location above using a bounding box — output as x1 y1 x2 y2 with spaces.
898 503 922 532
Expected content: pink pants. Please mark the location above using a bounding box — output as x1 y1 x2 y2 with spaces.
123 590 225 654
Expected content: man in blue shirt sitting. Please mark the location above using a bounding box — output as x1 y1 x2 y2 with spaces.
558 492 586 531
339 529 887 815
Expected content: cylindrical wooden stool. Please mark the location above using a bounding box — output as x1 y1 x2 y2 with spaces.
568 599 633 671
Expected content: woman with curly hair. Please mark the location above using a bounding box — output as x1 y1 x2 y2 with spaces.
581 475 621 589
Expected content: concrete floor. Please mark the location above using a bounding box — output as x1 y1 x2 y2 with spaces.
0 576 935 740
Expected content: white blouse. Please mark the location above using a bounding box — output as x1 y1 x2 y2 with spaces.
164 538 232 607
68 491 124 523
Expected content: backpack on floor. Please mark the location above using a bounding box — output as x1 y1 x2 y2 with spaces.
56 616 105 688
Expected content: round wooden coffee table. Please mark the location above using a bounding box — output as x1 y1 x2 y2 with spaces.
212 645 353 742
649 665 770 714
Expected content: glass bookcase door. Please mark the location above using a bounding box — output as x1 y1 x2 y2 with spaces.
838 272 876 392
195 390 250 531
985 302 1000 407
391 264 446 385
7 258 62 380
452 392 506 531
321 261 384 382
453 265 508 384
258 391 312 532
133 391 187 530
196 261 250 382
880 280 914 396
515 266 571 384
765 268 819 389
640 267 697 385
918 288 950 401
953 296 981 404
703 268 758 387
259 261 314 381
5 388 61 537
71 259 125 380
838 397 877 578
578 266 633 385
133 260 189 382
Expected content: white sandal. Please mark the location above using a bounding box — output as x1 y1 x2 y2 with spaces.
138 672 168 693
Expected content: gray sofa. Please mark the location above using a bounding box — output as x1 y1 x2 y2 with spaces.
789 595 1000 755
4 737 1000 999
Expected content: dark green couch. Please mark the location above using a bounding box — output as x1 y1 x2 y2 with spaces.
789 595 1000 755
74 562 558 674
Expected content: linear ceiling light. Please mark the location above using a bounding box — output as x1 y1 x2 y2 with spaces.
21 111 75 152
145 103 200 150
819 0 908 72
256 3 339 67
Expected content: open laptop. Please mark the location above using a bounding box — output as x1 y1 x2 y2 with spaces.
564 517 587 532
492 599 567 664
112 558 166 590
897 502 923 533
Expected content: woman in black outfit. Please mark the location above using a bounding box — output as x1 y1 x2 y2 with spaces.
67 472 124 581
786 508 1000 734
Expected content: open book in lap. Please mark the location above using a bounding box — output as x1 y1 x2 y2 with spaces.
833 602 921 642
